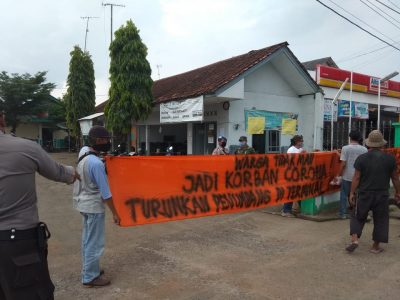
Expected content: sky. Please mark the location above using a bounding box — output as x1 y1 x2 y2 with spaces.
1 0 400 104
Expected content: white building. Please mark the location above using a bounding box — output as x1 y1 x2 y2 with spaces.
96 42 324 155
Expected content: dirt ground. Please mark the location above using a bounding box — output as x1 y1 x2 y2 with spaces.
36 153 400 300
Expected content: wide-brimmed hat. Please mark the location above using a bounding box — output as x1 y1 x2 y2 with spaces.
239 136 247 142
365 130 386 148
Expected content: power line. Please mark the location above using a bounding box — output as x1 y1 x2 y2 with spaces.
360 0 400 29
337 31 400 62
350 44 397 69
326 0 396 43
388 0 400 10
315 0 400 51
337 44 390 63
375 0 400 15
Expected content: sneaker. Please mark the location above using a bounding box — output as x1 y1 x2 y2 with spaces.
281 212 295 218
83 276 111 287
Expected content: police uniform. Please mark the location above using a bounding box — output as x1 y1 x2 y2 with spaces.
0 132 75 299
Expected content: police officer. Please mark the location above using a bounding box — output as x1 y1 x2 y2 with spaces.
0 112 79 299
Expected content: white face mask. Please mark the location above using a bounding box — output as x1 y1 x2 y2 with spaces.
240 141 246 146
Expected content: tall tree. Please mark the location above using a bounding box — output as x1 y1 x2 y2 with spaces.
65 46 96 137
105 20 153 134
0 71 55 133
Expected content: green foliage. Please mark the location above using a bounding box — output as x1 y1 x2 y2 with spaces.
48 98 66 124
65 45 96 136
0 71 55 133
105 19 153 134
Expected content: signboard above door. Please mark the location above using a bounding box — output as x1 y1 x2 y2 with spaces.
160 96 204 123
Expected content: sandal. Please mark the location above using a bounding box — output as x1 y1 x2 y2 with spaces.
345 242 359 253
369 247 384 254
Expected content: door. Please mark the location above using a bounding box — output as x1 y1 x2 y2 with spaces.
252 132 266 154
193 123 217 154
252 130 281 153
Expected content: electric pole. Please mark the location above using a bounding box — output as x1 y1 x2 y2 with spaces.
81 16 99 52
102 2 125 43
156 64 162 79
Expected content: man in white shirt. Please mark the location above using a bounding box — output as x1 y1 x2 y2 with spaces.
282 135 305 216
336 130 367 219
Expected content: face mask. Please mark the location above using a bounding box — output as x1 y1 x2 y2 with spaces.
220 141 226 147
93 142 111 153
240 141 246 146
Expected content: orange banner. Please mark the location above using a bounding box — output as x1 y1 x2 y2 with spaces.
106 152 342 227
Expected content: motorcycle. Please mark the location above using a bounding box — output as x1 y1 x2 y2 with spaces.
166 146 174 156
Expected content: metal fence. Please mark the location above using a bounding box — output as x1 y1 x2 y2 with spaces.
323 120 395 150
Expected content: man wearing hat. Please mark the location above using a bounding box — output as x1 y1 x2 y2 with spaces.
73 125 120 287
212 136 229 155
346 130 400 253
0 112 79 299
235 136 256 155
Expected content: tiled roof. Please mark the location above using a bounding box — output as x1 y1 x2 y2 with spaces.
302 57 338 71
96 42 292 112
153 42 288 103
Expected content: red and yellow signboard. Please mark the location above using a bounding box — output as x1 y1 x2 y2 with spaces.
317 65 400 98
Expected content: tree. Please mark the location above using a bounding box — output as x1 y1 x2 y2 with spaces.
65 46 96 137
47 98 66 124
105 20 153 134
0 71 55 133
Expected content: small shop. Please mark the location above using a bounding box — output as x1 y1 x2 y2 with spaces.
316 65 400 149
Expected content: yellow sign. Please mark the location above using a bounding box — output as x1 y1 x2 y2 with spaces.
247 116 265 134
282 118 297 135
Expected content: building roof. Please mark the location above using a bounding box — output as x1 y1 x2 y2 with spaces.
96 42 319 112
302 57 338 71
78 112 104 121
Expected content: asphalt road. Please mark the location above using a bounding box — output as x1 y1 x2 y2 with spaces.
36 153 400 300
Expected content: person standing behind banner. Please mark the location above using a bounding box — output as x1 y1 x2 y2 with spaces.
335 130 367 219
235 136 256 155
0 112 79 299
73 126 120 287
345 130 400 254
282 135 305 217
212 136 229 155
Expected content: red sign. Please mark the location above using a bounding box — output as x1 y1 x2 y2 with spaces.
317 65 400 98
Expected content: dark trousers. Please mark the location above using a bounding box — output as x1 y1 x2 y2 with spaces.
0 236 54 300
350 191 389 243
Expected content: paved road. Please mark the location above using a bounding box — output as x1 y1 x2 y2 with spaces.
37 153 400 300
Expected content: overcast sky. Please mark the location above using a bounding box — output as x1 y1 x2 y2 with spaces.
1 0 400 104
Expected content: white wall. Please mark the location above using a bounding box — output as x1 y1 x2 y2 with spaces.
227 62 318 151
15 123 40 140
53 129 68 140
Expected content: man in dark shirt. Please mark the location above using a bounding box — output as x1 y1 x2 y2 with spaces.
346 130 400 254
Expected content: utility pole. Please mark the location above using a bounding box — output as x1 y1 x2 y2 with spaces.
156 64 162 79
81 16 99 52
102 2 125 43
